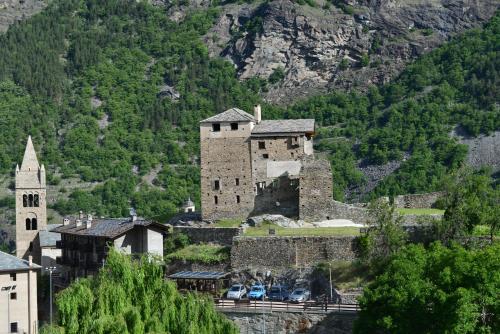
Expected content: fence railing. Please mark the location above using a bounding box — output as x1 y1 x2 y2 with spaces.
214 298 359 314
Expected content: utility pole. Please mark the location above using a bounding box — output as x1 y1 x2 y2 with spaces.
329 262 333 302
45 266 57 327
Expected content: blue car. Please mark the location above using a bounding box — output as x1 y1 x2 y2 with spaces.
248 284 266 300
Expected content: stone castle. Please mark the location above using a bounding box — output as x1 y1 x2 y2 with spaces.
200 105 334 221
15 136 47 263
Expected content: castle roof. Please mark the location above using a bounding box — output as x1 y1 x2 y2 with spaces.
200 108 255 123
0 250 41 272
20 136 40 171
251 119 315 136
53 218 169 239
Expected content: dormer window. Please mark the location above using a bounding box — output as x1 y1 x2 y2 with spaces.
212 123 220 132
230 123 238 130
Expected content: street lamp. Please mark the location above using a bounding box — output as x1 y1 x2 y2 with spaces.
1 284 16 334
45 266 57 327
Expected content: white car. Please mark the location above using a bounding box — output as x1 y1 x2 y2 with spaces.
227 284 247 300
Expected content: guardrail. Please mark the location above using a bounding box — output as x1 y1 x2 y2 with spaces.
214 298 359 314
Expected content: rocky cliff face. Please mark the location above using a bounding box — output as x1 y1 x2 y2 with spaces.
0 0 46 32
204 0 500 103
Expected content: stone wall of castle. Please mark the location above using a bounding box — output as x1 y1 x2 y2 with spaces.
231 236 359 271
173 226 242 246
393 192 444 208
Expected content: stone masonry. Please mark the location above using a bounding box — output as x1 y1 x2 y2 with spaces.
231 236 359 271
15 136 47 263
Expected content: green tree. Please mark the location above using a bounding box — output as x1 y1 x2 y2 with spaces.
355 242 500 334
47 249 236 334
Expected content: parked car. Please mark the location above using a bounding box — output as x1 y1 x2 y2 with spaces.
227 284 247 300
289 288 311 303
248 283 266 300
268 285 290 301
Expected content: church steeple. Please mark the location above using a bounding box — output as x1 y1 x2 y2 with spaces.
15 136 47 263
20 136 40 172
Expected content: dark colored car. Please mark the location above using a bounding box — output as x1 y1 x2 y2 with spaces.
268 285 290 301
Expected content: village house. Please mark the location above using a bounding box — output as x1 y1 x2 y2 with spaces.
0 251 40 334
53 213 169 280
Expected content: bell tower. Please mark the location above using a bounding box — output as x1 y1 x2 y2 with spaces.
15 136 46 262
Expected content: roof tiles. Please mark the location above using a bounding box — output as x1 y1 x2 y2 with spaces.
200 108 255 123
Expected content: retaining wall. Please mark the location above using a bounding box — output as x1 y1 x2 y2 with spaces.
394 192 444 208
173 226 242 246
231 236 359 271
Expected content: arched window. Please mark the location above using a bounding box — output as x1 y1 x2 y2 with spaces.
23 195 28 207
31 218 37 230
25 218 31 230
28 194 33 207
34 194 39 207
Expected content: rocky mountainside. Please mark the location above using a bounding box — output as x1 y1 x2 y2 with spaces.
201 0 499 103
0 0 46 32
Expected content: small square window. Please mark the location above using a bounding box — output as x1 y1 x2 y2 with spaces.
258 141 266 149
263 154 269 159
212 123 220 132
10 322 18 333
10 273 16 281
230 123 238 130
10 292 17 300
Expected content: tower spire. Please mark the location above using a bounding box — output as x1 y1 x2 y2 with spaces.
20 136 40 172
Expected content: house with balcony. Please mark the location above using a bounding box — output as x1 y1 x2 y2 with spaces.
53 213 169 280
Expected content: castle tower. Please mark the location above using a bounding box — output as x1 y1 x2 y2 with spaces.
15 136 46 262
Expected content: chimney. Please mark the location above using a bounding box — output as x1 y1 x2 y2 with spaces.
28 255 32 266
79 211 84 219
131 214 137 222
87 214 93 222
85 220 92 229
63 218 70 226
76 219 82 227
254 104 262 124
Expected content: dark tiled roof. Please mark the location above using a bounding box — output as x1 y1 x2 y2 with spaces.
252 119 315 135
39 224 62 248
0 251 41 272
52 218 169 239
168 271 230 280
200 108 255 123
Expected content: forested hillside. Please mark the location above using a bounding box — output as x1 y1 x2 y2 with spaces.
0 0 498 223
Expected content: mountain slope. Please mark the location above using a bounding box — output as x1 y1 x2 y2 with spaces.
0 0 497 234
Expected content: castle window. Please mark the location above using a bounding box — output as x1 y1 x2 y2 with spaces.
262 154 269 159
236 195 240 204
235 178 239 186
28 194 34 207
10 322 18 334
213 180 220 190
230 123 238 130
10 273 16 281
26 218 31 230
212 123 220 132
23 194 28 207
10 292 17 300
214 196 218 205
258 141 266 149
34 194 39 207
31 218 37 230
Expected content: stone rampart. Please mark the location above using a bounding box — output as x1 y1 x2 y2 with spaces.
231 236 359 271
173 226 242 246
393 192 444 208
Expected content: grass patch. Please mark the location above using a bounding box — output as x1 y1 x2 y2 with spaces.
166 244 230 264
472 225 500 237
315 261 373 290
396 208 444 215
243 222 360 237
213 219 242 228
